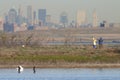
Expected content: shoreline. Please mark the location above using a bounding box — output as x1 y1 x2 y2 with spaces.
1 63 120 69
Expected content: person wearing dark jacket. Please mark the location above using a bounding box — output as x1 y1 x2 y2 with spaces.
98 37 103 48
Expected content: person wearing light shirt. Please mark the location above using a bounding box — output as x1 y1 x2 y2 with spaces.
93 37 97 49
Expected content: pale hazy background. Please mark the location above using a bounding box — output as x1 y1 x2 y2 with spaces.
0 0 120 23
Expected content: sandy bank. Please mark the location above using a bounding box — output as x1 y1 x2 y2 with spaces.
1 63 120 68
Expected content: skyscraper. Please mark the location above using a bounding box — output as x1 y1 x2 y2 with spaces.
33 11 36 21
27 5 33 25
0 17 3 31
76 10 86 27
46 15 52 27
38 9 46 25
8 8 17 24
18 5 22 16
3 22 14 32
46 15 51 23
33 11 37 25
93 10 98 27
17 5 23 26
60 12 68 27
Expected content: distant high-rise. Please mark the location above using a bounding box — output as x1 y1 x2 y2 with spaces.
18 5 22 16
8 8 17 24
46 15 52 27
93 10 98 27
27 5 33 25
0 17 3 31
38 9 46 25
33 11 36 21
76 10 86 27
3 22 14 32
17 5 23 26
33 11 37 25
4 13 8 23
46 15 51 23
60 12 68 27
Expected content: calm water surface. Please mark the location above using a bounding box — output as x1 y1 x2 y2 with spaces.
0 68 120 80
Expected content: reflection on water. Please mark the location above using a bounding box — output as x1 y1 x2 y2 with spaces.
0 68 120 80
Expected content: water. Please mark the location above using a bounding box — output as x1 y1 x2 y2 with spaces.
0 68 120 80
44 41 120 46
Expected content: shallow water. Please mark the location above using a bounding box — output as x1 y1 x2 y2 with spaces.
0 68 120 80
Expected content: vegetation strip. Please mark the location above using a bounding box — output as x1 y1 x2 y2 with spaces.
0 45 120 68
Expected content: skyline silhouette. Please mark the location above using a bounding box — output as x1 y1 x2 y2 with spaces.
0 0 120 23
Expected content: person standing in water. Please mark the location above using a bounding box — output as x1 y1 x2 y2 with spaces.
18 66 21 73
17 65 24 73
33 66 36 73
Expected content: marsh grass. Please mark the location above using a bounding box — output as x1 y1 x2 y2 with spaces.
0 45 120 65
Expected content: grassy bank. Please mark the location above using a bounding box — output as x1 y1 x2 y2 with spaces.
0 45 120 68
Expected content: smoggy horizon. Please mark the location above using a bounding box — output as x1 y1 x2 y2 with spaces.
0 0 120 23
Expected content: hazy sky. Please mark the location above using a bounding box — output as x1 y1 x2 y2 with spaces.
0 0 120 23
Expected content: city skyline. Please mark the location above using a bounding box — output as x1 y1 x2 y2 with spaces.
0 0 120 23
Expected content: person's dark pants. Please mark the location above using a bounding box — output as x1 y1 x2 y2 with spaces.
93 45 96 48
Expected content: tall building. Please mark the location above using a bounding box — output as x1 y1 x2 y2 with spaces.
3 22 14 32
46 15 51 23
38 9 46 25
18 5 22 16
27 5 33 25
4 13 8 23
76 10 86 27
8 8 17 24
46 15 52 27
33 11 36 21
17 5 23 26
33 11 37 25
0 17 3 31
60 12 68 27
93 10 98 27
